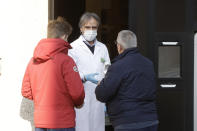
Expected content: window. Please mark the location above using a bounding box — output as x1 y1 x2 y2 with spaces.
158 45 181 78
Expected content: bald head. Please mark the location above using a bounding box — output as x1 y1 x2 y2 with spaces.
117 30 137 49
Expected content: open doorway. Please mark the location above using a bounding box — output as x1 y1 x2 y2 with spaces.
49 0 129 60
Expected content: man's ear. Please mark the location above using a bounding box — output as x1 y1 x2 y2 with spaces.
60 34 68 42
117 44 124 54
80 27 84 34
117 44 120 54
64 35 68 40
119 44 124 51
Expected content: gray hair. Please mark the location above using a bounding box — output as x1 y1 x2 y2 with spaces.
117 30 137 49
79 12 101 28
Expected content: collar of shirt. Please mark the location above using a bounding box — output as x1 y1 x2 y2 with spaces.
81 35 96 47
112 47 139 63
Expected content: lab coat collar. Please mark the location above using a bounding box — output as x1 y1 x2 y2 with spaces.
79 35 97 47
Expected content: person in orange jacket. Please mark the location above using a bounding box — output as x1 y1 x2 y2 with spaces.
21 17 85 131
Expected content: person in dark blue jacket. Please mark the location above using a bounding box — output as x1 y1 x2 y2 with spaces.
95 30 158 131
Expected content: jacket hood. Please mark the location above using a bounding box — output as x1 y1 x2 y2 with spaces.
33 39 71 63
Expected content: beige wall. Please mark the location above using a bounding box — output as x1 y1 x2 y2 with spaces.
0 0 48 130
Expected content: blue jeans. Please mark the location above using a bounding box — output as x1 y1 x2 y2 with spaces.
114 124 158 131
35 128 75 131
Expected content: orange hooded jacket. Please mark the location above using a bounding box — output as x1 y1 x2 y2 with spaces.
22 39 85 128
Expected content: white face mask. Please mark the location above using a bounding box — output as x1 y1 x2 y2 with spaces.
83 30 97 41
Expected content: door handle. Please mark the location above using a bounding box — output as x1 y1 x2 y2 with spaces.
162 42 178 45
160 84 176 88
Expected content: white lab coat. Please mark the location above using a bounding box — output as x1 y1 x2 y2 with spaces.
69 36 110 131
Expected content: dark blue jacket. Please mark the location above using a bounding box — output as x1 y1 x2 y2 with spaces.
95 48 158 127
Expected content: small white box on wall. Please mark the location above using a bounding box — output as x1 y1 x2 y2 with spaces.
0 57 1 76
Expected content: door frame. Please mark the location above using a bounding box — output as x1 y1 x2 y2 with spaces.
48 0 54 20
194 33 197 131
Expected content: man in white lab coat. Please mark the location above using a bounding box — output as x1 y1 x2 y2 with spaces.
69 12 110 131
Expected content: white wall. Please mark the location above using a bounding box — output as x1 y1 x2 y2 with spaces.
0 0 48 130
194 33 197 131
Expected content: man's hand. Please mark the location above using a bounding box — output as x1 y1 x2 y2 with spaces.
84 73 99 84
75 102 84 109
97 81 101 85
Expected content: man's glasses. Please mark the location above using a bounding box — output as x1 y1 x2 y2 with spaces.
84 26 98 30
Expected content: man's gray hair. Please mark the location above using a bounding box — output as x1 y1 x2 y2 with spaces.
117 30 137 49
79 12 101 28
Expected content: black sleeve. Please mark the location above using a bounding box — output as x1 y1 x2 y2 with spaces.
95 64 122 102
